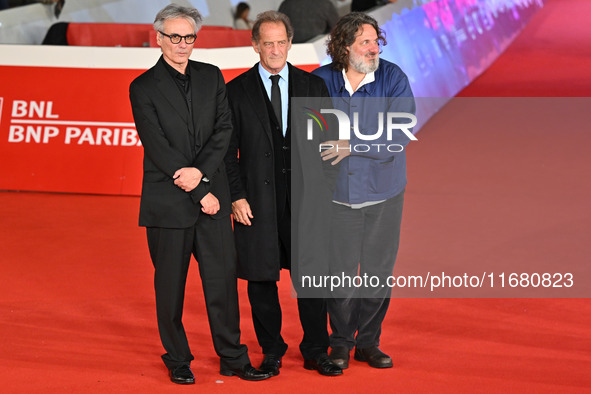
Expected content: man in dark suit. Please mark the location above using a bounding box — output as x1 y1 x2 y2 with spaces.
129 4 270 385
224 10 342 377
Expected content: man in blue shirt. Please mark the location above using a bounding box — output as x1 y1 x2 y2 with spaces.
312 12 415 370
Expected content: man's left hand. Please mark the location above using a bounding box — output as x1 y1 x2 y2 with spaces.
200 193 220 215
173 167 203 192
321 140 351 165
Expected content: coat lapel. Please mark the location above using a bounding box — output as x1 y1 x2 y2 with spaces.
288 63 309 99
241 65 273 144
154 57 190 127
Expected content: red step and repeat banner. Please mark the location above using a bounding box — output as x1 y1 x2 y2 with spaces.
0 66 145 195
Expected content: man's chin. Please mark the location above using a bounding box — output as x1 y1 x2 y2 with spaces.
367 59 379 72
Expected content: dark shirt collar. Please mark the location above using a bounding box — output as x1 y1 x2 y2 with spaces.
161 58 192 111
162 58 191 80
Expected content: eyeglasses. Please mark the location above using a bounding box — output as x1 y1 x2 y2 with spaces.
158 31 197 45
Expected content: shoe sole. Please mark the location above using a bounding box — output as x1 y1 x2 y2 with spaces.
353 354 393 368
303 362 343 376
170 378 195 384
219 370 271 381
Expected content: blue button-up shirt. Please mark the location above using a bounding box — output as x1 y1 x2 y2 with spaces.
312 59 416 205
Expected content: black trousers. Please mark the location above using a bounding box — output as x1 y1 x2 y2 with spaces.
328 190 404 350
247 208 329 360
146 214 249 371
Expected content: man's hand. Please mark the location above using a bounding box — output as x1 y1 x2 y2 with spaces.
200 193 220 215
173 167 202 192
321 140 351 165
232 198 253 226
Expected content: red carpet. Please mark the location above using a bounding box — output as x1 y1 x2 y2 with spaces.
1 0 590 392
457 0 591 97
1 193 589 392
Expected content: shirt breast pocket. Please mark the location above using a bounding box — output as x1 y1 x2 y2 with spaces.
368 156 396 194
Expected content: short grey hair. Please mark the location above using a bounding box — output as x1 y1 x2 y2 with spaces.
251 10 293 43
153 4 203 33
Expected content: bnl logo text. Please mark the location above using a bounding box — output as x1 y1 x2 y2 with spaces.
305 108 417 153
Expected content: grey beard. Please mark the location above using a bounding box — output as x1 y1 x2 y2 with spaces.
349 55 379 74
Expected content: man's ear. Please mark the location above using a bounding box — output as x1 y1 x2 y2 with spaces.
156 32 162 47
252 40 260 54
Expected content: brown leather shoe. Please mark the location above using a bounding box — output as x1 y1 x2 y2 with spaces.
354 347 393 368
329 346 350 369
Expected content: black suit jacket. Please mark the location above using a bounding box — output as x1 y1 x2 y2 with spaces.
224 63 338 282
130 56 232 228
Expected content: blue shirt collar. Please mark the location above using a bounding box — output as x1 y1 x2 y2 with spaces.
258 62 289 83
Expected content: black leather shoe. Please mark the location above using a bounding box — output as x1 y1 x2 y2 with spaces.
354 346 393 368
168 364 195 384
259 354 282 376
329 346 350 369
220 363 272 381
303 353 343 376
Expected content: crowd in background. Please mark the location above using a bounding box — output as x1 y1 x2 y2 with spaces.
1 0 398 46
234 0 397 43
0 0 64 17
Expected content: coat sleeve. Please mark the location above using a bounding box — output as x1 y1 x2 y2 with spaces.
223 83 248 203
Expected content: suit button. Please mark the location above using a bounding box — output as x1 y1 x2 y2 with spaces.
282 146 289 150
282 169 287 174
195 144 201 148
264 179 271 185
348 172 354 176
264 152 271 157
276 126 280 131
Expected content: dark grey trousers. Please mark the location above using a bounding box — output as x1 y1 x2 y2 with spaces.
328 190 404 350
